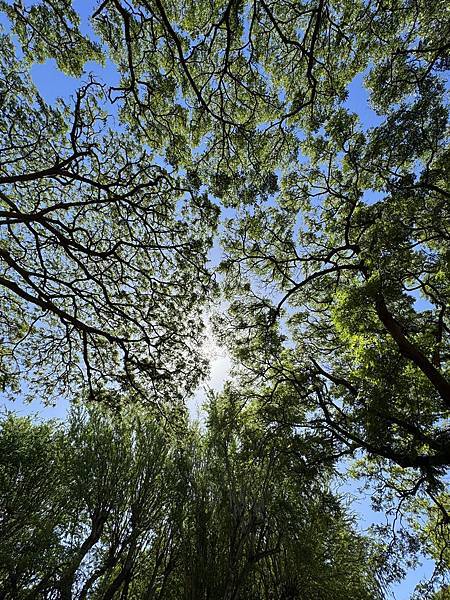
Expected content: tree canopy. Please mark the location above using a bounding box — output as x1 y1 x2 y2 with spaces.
0 0 449 597
0 401 386 599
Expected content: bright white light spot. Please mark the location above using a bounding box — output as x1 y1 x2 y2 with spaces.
187 316 232 421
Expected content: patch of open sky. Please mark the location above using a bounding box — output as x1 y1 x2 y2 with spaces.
0 8 24 61
334 460 438 599
206 241 225 271
8 0 122 105
191 135 209 158
277 86 287 104
1 383 69 421
404 287 435 313
186 308 232 424
344 70 383 129
1 2 121 105
72 0 101 41
392 560 438 600
31 57 120 103
362 188 385 205
256 122 274 133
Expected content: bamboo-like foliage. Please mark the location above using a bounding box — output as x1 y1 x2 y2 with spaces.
0 401 384 599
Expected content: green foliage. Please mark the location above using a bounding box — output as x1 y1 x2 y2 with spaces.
0 0 104 76
0 14 218 403
0 402 385 599
433 587 450 600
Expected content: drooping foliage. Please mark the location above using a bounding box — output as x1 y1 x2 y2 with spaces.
0 402 384 599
